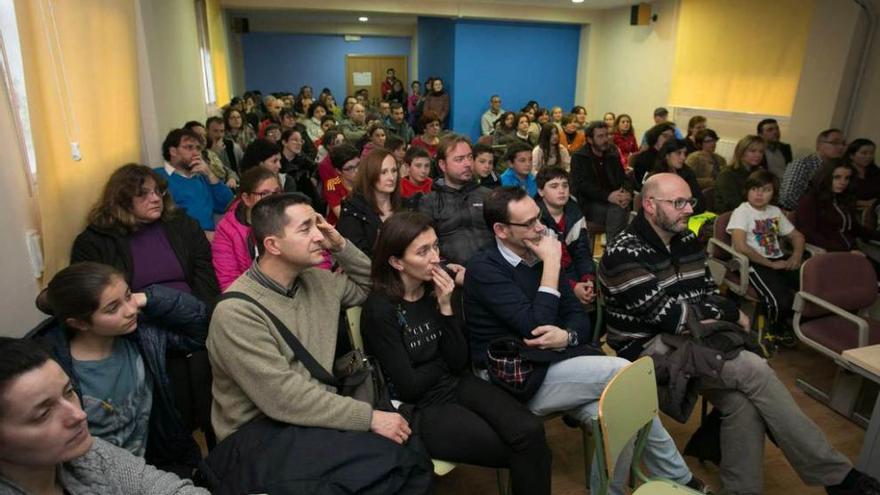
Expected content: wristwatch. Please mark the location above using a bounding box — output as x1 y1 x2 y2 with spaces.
567 329 579 347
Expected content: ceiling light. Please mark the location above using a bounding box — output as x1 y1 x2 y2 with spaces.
572 0 584 3
358 16 368 22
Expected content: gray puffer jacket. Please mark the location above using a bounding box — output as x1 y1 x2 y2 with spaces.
417 179 493 265
0 437 208 495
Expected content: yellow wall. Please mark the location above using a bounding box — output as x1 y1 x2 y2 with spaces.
15 0 142 285
669 0 814 116
206 0 231 106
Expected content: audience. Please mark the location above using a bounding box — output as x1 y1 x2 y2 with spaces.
714 135 766 213
316 128 345 181
212 167 282 290
758 118 793 180
535 167 596 305
481 95 504 136
386 102 415 144
846 138 880 206
473 143 501 189
206 116 243 182
257 95 283 138
558 114 586 154
612 113 638 168
278 129 322 209
155 128 233 233
728 169 803 344
340 103 368 143
464 186 708 494
303 102 328 142
418 135 494 265
35 262 207 475
500 141 538 196
492 111 517 145
603 111 616 131
363 212 552 494
411 111 443 160
337 149 402 257
641 107 683 146
223 107 256 151
600 172 879 495
360 122 387 158
407 81 422 126
685 128 727 189
71 164 220 307
204 193 432 493
0 338 210 494
650 139 706 214
684 115 707 154
550 106 564 126
400 146 433 199
423 78 450 128
779 128 848 210
571 105 588 129
532 123 571 172
570 121 633 240
632 122 675 187
324 143 360 225
263 123 282 144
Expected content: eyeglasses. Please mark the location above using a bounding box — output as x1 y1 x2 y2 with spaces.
505 216 542 229
821 139 847 146
179 144 200 151
651 197 698 210
252 188 282 198
135 188 168 199
341 165 359 172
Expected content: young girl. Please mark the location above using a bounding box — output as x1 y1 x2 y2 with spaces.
473 143 500 189
532 123 571 172
324 143 360 225
728 169 805 345
400 146 433 199
212 167 282 290
35 262 208 474
612 114 638 168
360 122 387 158
362 212 551 495
336 148 401 256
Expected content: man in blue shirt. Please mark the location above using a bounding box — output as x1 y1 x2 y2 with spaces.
154 128 232 234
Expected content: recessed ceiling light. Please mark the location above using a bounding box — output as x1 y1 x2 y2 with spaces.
572 0 584 3
358 16 368 22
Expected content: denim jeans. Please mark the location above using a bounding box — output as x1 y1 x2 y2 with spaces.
526 356 692 494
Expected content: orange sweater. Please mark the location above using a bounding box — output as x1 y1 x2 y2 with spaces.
560 130 586 154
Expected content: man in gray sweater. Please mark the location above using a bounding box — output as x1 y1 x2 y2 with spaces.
207 192 432 493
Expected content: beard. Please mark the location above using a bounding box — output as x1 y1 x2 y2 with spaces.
656 206 689 235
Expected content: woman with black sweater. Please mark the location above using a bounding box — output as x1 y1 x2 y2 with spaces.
362 212 551 495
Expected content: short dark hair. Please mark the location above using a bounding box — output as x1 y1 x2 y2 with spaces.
161 128 201 161
404 145 430 164
238 166 280 196
585 120 607 140
694 128 719 146
0 338 53 416
645 123 675 148
206 116 223 128
239 139 281 173
744 169 779 200
183 120 204 131
307 102 328 119
505 141 532 163
330 143 359 170
385 134 404 153
281 128 303 143
320 115 337 126
390 102 404 111
436 134 472 163
817 128 844 144
473 143 493 158
483 186 528 230
250 193 313 256
756 118 778 135
371 212 435 301
536 166 569 189
653 107 669 117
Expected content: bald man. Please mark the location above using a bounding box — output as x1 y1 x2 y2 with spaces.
599 173 878 495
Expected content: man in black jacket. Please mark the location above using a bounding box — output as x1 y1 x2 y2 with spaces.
758 118 793 179
570 121 633 241
600 173 879 495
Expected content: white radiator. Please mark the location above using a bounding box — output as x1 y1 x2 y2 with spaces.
715 138 737 163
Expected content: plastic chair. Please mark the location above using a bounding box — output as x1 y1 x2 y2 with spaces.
793 252 880 425
633 479 703 494
591 357 688 494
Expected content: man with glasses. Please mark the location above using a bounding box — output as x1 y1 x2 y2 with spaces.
418 134 494 265
600 173 880 495
155 128 233 234
464 186 709 494
779 128 847 210
481 95 505 136
757 118 793 180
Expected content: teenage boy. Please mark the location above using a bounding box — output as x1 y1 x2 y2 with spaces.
535 166 596 305
399 147 433 198
473 143 500 189
500 141 538 197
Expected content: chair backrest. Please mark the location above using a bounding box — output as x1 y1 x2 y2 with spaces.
346 306 364 351
598 356 658 478
709 211 733 261
633 480 700 494
476 134 494 147
799 252 877 317
701 187 715 213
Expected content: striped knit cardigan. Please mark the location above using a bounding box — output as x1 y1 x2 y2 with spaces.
598 212 739 360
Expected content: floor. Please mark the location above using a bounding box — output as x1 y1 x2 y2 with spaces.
432 343 874 494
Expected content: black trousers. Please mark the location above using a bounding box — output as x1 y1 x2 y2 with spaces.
747 256 800 325
416 374 552 495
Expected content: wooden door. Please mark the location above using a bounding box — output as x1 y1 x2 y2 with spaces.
345 55 408 108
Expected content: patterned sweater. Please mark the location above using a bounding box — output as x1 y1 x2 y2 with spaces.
599 213 738 360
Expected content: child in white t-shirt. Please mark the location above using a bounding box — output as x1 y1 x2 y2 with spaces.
727 169 806 346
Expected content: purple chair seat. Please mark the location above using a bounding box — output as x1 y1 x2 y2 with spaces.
799 315 880 354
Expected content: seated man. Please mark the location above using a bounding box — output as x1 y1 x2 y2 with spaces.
155 128 233 233
599 173 880 495
385 102 414 145
206 193 432 493
570 121 633 240
418 134 494 265
0 338 208 494
464 186 708 494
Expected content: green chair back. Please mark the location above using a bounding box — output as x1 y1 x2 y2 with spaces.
346 306 364 351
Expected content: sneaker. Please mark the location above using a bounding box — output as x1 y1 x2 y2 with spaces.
826 470 880 495
685 475 713 494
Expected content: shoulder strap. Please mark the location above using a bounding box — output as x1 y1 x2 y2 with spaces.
217 291 337 386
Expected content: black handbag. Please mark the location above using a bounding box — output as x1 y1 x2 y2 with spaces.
485 335 604 402
218 292 392 410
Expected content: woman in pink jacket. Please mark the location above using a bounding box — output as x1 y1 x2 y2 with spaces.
211 167 281 290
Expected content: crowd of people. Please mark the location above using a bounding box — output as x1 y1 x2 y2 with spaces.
1 76 879 495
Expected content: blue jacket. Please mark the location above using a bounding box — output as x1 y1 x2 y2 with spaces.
464 241 591 364
37 284 208 470
500 168 537 197
536 196 595 288
154 167 232 230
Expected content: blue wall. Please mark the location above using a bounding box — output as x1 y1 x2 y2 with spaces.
241 33 411 97
452 20 581 140
417 17 456 103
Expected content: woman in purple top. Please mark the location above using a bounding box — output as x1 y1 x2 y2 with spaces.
71 164 219 307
